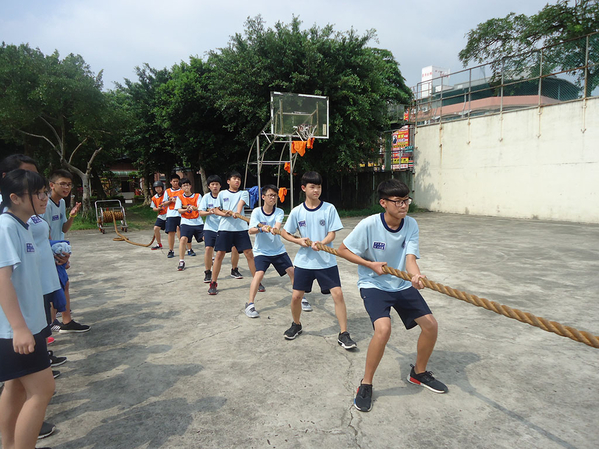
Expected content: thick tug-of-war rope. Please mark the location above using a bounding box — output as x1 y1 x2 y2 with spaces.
102 210 156 247
229 211 599 349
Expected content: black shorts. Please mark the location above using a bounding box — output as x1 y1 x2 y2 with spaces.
203 230 217 248
154 218 166 229
215 231 252 253
0 327 51 382
360 287 432 330
180 224 204 243
293 266 341 293
165 216 181 233
255 253 293 276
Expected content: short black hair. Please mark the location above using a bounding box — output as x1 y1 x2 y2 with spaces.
261 184 278 196
49 169 74 182
206 175 222 185
377 179 409 199
0 154 39 175
170 173 181 180
0 169 49 216
301 171 322 187
180 177 191 186
227 171 242 181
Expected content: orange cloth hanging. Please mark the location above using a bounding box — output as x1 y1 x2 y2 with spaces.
291 140 307 156
284 162 291 173
278 187 287 203
307 138 315 149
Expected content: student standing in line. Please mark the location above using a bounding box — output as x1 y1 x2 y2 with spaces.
150 181 168 250
175 178 204 271
280 171 356 350
337 179 448 412
245 185 311 318
0 169 56 449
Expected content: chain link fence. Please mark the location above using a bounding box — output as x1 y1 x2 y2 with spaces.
412 32 599 125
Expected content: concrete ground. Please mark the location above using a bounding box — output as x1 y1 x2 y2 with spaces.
38 212 599 449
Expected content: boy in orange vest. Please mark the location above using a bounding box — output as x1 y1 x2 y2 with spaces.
175 178 203 271
150 180 167 250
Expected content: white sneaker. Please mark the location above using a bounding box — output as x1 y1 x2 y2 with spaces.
301 297 312 312
245 303 259 318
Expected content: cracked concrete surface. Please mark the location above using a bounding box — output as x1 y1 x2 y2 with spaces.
39 213 599 448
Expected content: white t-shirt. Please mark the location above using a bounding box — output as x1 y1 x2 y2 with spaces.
28 215 61 295
342 213 420 292
217 190 250 232
0 213 48 338
283 201 343 269
43 197 67 240
249 207 286 257
199 193 221 233
175 193 203 226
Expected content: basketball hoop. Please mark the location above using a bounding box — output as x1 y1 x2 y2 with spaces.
295 124 317 141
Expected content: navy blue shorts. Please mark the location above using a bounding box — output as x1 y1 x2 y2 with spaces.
154 218 166 229
215 231 252 253
293 266 341 293
204 230 218 248
255 253 293 276
0 327 51 382
180 224 204 243
360 287 432 330
165 216 181 234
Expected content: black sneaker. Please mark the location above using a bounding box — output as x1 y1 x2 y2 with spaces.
258 283 265 292
59 320 90 333
407 364 448 393
354 382 373 412
338 331 357 349
208 281 218 295
284 322 302 340
187 249 196 256
167 250 175 258
38 421 56 439
230 267 243 279
48 350 67 367
178 260 185 271
203 270 212 283
52 370 61 379
151 244 162 250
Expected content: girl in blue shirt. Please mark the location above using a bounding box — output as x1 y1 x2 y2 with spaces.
0 169 55 449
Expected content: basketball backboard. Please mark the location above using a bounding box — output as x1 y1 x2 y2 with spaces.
270 92 329 139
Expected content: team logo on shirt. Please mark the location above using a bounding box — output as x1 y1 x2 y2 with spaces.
373 242 386 250
298 220 306 227
52 214 60 221
223 198 229 203
319 219 325 226
30 216 42 224
26 243 35 253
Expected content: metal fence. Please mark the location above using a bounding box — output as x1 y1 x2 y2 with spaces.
411 32 599 125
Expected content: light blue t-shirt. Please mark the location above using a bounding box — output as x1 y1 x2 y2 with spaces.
28 215 61 295
174 193 204 226
0 213 48 338
343 213 420 292
199 193 221 233
283 201 343 269
43 197 67 240
217 189 250 232
249 207 286 257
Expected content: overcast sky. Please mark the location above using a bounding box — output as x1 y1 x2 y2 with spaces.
2 0 552 90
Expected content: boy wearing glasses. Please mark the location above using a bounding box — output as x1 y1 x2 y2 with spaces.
44 169 90 333
337 179 447 412
244 185 311 318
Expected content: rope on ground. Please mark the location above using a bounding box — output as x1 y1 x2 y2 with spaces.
229 211 599 349
101 210 156 247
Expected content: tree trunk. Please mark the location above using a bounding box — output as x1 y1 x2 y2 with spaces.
142 171 152 206
199 166 208 194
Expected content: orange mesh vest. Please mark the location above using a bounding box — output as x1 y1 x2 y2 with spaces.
180 193 201 219
152 194 167 215
166 188 183 210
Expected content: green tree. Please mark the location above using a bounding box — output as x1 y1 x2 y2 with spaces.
459 0 599 93
0 43 123 215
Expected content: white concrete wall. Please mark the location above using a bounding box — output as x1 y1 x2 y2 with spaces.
413 97 599 223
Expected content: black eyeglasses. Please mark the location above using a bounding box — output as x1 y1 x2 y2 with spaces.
35 190 51 200
383 197 412 207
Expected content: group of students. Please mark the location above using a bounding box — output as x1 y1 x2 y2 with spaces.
0 154 91 449
149 169 448 412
